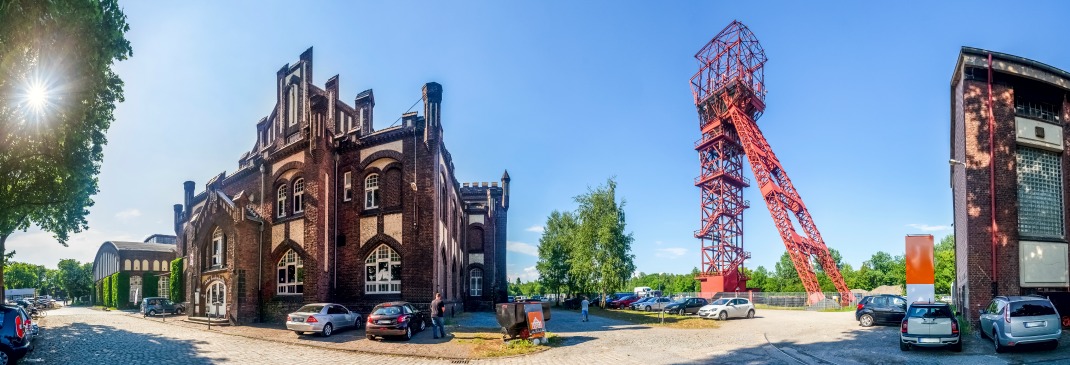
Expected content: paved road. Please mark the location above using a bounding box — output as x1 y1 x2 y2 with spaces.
26 306 1070 364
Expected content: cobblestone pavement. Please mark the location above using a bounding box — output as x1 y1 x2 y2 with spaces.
26 306 1070 364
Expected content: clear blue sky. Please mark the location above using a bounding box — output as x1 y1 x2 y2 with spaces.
9 1 1070 283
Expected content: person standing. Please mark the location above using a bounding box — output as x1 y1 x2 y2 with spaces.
431 292 447 338
580 296 590 322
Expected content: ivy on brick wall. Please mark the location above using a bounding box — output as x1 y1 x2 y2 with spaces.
102 277 111 307
143 273 158 298
170 258 184 302
115 272 130 308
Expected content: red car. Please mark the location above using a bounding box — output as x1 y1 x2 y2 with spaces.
609 295 640 309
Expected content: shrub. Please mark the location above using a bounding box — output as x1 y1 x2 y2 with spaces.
170 258 184 301
102 278 111 307
115 272 130 308
95 281 103 306
143 273 158 298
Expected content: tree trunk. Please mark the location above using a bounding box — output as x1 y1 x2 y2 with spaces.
0 234 6 303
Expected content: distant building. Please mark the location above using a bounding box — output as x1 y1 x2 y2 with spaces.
91 235 177 305
171 48 510 324
4 289 35 300
950 47 1070 323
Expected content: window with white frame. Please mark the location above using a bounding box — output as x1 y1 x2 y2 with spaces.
293 178 305 214
365 174 380 209
343 172 353 201
158 276 169 299
130 275 142 303
277 249 304 294
212 228 224 268
365 245 400 294
277 185 287 218
469 268 483 297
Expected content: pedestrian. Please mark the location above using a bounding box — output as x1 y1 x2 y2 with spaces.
580 296 590 322
431 292 447 339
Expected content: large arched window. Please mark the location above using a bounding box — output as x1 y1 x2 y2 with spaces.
293 178 305 214
469 268 483 297
133 259 141 271
365 174 380 209
277 249 304 294
365 245 400 294
277 185 287 218
468 226 484 251
211 228 225 268
124 259 131 271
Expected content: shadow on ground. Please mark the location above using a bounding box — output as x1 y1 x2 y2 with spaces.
26 321 222 364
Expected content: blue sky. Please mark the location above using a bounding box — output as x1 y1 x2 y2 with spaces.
9 1 1070 284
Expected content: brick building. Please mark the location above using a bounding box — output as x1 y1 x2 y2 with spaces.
91 234 177 305
172 48 510 324
950 47 1070 323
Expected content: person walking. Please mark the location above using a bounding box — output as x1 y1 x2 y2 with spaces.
580 296 590 322
431 292 448 339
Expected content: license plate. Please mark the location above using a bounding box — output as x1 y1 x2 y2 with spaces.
291 318 303 322
377 320 391 324
920 338 939 343
1025 321 1046 328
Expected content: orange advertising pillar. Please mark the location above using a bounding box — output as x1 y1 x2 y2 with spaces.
905 234 935 304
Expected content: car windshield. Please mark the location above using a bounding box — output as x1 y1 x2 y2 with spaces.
1010 300 1057 317
712 299 730 305
296 305 325 313
907 306 952 318
373 306 402 316
673 298 688 304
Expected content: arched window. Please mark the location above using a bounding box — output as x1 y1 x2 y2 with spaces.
152 260 160 271
365 174 380 209
211 228 225 268
133 259 141 271
142 260 149 271
469 268 483 297
468 226 484 251
293 178 305 214
365 245 400 294
124 259 131 271
277 249 304 294
277 185 287 218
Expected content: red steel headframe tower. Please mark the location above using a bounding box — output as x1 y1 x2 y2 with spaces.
691 21 852 305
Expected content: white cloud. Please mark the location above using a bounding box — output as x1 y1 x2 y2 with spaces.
507 241 539 256
655 247 687 258
116 208 142 221
509 266 539 282
525 225 544 234
654 240 664 246
907 224 951 232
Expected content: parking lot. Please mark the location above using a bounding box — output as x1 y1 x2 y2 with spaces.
25 306 1070 364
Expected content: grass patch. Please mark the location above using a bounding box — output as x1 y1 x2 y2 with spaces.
818 307 856 312
455 331 557 358
754 304 805 311
586 307 720 329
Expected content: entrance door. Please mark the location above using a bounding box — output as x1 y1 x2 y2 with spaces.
206 281 226 318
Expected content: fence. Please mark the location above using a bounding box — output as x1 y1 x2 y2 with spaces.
665 291 864 310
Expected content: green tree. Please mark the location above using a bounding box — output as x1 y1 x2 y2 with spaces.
58 259 93 301
772 252 804 292
0 0 132 301
935 234 955 294
536 210 576 304
574 178 636 307
169 258 184 301
748 266 771 291
3 261 40 289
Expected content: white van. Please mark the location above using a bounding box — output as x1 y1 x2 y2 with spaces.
634 287 652 297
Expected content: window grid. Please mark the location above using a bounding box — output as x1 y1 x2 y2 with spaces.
1017 146 1064 239
277 249 304 294
470 269 483 296
365 245 401 294
343 172 353 201
293 179 305 214
212 228 224 268
365 174 380 209
277 185 287 218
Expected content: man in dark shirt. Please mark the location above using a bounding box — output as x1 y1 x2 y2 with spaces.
430 292 447 339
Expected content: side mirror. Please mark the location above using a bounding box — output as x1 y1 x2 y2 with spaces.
980 309 987 315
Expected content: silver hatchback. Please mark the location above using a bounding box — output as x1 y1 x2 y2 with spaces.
979 295 1061 352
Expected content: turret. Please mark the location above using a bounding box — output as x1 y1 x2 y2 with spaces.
501 170 510 210
422 82 442 142
183 181 195 214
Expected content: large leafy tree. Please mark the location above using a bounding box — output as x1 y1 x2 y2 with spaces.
934 234 954 294
574 178 636 306
3 261 41 289
57 258 93 302
535 210 576 303
0 0 132 301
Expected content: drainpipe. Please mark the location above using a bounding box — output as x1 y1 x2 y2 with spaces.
334 155 338 292
987 53 998 297
258 163 266 322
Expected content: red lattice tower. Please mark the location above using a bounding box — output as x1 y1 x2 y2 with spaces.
690 21 852 305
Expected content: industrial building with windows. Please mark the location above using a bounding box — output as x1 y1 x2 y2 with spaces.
950 47 1070 323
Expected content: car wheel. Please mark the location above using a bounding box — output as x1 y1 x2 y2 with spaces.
419 319 427 332
993 331 1005 353
0 348 10 365
404 326 413 341
951 340 962 352
322 323 334 337
900 340 909 351
644 306 651 312
294 331 303 335
148 309 157 317
718 311 728 321
747 310 754 319
366 334 375 340
677 308 685 316
859 314 874 327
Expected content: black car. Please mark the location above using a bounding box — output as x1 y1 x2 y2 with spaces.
0 305 34 364
365 301 429 341
664 297 709 315
856 294 907 326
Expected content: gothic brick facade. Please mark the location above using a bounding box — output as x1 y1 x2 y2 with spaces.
951 47 1070 325
172 48 510 324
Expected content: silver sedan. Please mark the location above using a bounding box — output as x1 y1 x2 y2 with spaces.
286 303 363 337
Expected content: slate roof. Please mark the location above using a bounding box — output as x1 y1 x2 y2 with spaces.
108 241 176 254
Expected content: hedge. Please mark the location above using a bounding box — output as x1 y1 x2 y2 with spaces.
102 276 112 307
170 258 184 302
95 281 103 306
115 272 130 308
143 273 158 298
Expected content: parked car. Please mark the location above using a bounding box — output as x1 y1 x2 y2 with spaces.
609 295 640 309
641 297 673 312
698 298 755 320
0 305 34 364
979 295 1061 352
664 297 709 315
628 297 655 310
140 297 184 316
899 302 961 352
507 296 515 303
856 294 907 327
285 303 363 337
365 301 429 341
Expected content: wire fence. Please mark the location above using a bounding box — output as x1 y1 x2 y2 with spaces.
664 291 863 310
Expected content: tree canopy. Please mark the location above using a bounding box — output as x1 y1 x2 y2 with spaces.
0 0 131 300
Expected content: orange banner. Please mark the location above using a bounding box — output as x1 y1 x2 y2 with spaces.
905 235 934 285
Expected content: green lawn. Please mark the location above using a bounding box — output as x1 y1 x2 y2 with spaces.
586 307 720 329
